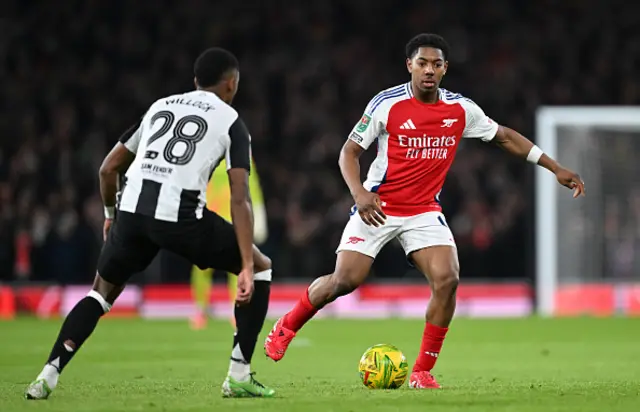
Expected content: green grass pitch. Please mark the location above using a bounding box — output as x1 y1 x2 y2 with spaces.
1 317 639 411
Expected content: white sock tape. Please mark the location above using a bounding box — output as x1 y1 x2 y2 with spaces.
254 269 272 282
87 290 112 313
527 145 544 164
104 206 115 219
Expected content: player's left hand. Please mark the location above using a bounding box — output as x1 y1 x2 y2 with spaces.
555 167 585 198
103 218 113 241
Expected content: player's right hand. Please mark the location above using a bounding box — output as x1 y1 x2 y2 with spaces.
555 166 586 198
103 218 113 241
236 267 255 305
355 190 387 227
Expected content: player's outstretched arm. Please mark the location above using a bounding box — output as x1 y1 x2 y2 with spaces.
493 125 586 198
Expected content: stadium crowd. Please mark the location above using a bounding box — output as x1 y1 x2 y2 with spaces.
1 0 638 283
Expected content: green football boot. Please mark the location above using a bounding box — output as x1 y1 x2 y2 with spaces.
221 373 275 398
24 379 52 400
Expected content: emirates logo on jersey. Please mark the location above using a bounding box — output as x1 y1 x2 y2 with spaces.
398 135 456 148
397 134 457 160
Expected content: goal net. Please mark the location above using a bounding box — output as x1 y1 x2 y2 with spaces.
535 107 640 316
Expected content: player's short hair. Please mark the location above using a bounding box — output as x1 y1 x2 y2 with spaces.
405 34 450 60
194 47 239 88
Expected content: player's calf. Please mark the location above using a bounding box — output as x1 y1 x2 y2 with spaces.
263 271 358 362
252 245 272 273
307 272 360 308
307 250 372 308
225 247 274 393
409 246 459 378
426 264 459 327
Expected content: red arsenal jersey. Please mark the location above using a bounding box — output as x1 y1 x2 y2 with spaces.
348 83 499 217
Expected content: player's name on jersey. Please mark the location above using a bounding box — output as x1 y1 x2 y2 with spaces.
164 97 215 112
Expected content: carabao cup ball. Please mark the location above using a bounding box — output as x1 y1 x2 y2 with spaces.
358 344 409 389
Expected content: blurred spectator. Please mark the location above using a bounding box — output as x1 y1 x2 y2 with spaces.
1 0 638 283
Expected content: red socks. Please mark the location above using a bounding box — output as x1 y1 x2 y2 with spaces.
413 322 449 372
282 289 318 332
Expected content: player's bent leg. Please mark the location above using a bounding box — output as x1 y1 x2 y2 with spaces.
264 251 373 362
264 210 396 362
186 210 275 397
407 245 459 389
26 211 158 400
222 245 274 398
25 274 124 400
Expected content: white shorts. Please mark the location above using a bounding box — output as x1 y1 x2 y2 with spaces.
336 211 456 258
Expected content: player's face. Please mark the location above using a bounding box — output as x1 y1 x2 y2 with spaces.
406 47 447 93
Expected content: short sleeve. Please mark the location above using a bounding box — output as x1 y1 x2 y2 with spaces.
225 116 251 172
461 100 499 142
348 100 383 150
118 117 143 153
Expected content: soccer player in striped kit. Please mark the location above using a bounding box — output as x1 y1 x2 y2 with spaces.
26 47 275 399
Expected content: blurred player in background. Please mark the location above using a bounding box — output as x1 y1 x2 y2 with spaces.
265 33 585 389
190 156 267 330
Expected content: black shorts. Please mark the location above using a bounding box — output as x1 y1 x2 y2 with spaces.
97 210 243 286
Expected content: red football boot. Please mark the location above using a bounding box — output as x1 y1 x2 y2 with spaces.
409 371 441 389
264 317 296 362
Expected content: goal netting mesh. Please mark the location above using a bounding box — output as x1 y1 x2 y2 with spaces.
555 126 640 283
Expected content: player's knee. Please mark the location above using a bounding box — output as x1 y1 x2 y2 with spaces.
92 273 125 305
253 251 272 273
87 290 112 314
431 270 459 298
330 273 359 298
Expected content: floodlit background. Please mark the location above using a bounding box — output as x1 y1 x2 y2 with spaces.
2 2 640 411
1 0 639 318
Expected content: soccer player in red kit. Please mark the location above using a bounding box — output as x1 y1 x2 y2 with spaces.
264 33 585 388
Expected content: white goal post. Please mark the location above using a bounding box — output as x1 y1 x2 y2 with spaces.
535 106 640 316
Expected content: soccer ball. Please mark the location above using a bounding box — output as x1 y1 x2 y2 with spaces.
358 344 409 389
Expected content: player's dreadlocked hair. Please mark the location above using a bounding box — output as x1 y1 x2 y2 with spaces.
405 34 450 60
194 47 239 88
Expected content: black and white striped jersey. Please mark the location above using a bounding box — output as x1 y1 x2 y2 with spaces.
117 90 251 222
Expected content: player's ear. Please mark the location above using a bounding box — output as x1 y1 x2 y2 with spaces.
225 70 239 92
193 76 198 89
406 58 412 73
227 75 237 93
443 61 448 75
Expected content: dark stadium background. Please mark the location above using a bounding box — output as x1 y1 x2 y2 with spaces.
0 0 637 287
